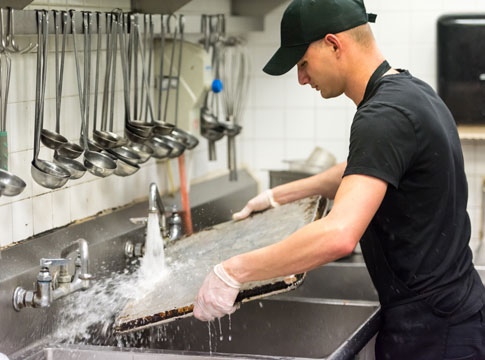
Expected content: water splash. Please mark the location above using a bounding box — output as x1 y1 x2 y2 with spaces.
50 213 171 346
139 212 167 289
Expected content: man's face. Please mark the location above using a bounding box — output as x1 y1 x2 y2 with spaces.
297 38 345 99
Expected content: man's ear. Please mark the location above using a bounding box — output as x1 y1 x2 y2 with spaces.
324 34 341 52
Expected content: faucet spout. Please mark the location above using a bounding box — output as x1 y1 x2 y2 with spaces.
148 183 167 234
61 238 92 280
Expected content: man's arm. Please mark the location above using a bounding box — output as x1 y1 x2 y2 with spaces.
273 161 347 204
233 162 347 221
224 173 387 283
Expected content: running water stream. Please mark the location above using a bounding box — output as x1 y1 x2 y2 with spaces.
51 212 170 346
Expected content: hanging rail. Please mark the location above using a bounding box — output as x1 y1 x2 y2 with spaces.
0 9 263 35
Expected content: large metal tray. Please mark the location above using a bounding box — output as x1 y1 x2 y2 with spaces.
115 196 326 334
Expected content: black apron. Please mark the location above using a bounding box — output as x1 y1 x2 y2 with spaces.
358 61 485 360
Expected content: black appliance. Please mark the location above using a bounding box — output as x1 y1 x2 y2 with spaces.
438 14 485 125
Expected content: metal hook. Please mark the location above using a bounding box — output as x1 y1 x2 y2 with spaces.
166 13 178 35
6 8 37 54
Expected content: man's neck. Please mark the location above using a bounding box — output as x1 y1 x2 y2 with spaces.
343 50 387 106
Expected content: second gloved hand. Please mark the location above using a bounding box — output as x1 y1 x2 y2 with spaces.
232 189 280 221
194 263 241 321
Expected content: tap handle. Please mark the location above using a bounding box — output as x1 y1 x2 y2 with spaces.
40 258 70 268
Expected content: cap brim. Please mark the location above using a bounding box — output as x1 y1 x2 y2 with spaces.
262 43 309 76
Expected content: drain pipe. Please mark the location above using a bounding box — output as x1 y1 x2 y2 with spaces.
178 153 193 235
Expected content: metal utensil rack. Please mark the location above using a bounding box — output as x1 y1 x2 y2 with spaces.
0 9 264 35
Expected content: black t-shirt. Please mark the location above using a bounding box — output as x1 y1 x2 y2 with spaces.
344 69 484 321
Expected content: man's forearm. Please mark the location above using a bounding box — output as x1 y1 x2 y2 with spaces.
272 162 347 204
223 214 353 283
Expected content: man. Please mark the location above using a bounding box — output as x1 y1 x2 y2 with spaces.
194 0 485 358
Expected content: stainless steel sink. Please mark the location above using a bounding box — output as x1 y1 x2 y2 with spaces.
141 298 379 359
14 344 253 360
15 297 379 360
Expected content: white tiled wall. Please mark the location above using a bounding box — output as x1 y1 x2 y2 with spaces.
3 0 485 250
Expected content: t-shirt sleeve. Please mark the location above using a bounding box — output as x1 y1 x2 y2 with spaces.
343 103 417 188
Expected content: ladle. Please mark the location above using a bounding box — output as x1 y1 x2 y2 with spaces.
130 19 156 124
93 12 123 150
119 15 151 147
31 11 70 189
88 13 140 177
0 53 26 196
72 10 116 178
162 15 197 153
103 148 139 177
51 11 86 179
39 11 68 150
127 141 153 164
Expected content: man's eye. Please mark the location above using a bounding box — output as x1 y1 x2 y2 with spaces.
299 61 307 68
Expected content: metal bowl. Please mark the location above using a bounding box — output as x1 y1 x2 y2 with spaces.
152 121 175 136
114 158 140 177
171 128 199 150
127 142 153 164
93 130 122 149
125 127 149 144
31 159 70 189
202 126 225 141
40 129 68 150
56 142 84 159
162 135 186 158
83 151 117 178
87 139 104 152
106 146 142 164
53 153 87 180
146 136 173 159
127 121 153 138
0 169 26 197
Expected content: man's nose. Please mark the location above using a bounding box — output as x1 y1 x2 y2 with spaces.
298 67 309 85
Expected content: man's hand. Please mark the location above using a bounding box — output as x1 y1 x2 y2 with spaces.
233 190 280 221
193 264 241 321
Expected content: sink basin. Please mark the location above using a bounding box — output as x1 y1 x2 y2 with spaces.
14 344 252 360
15 298 379 360
135 298 380 359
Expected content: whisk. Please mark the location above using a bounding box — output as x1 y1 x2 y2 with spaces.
219 37 249 181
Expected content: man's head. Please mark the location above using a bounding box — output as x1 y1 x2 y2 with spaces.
263 0 377 77
296 23 377 99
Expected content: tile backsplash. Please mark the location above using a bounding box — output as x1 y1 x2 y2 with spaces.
2 0 485 251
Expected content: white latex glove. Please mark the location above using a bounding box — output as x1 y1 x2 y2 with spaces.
194 263 241 321
232 189 280 221
0 353 9 360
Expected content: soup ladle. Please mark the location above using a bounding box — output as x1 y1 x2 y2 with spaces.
31 10 70 189
39 10 68 151
71 10 116 178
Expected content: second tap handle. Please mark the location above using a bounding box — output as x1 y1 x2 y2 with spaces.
40 258 70 268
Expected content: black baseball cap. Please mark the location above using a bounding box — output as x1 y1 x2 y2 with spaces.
263 0 377 76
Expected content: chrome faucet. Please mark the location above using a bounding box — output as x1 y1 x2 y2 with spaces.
13 239 93 311
148 182 168 238
125 183 183 258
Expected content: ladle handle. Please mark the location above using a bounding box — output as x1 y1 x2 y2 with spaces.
118 14 131 124
108 13 118 132
157 14 165 121
0 131 7 170
174 15 184 127
70 10 87 150
39 11 48 137
93 11 101 132
134 24 155 122
33 10 43 163
163 14 178 124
